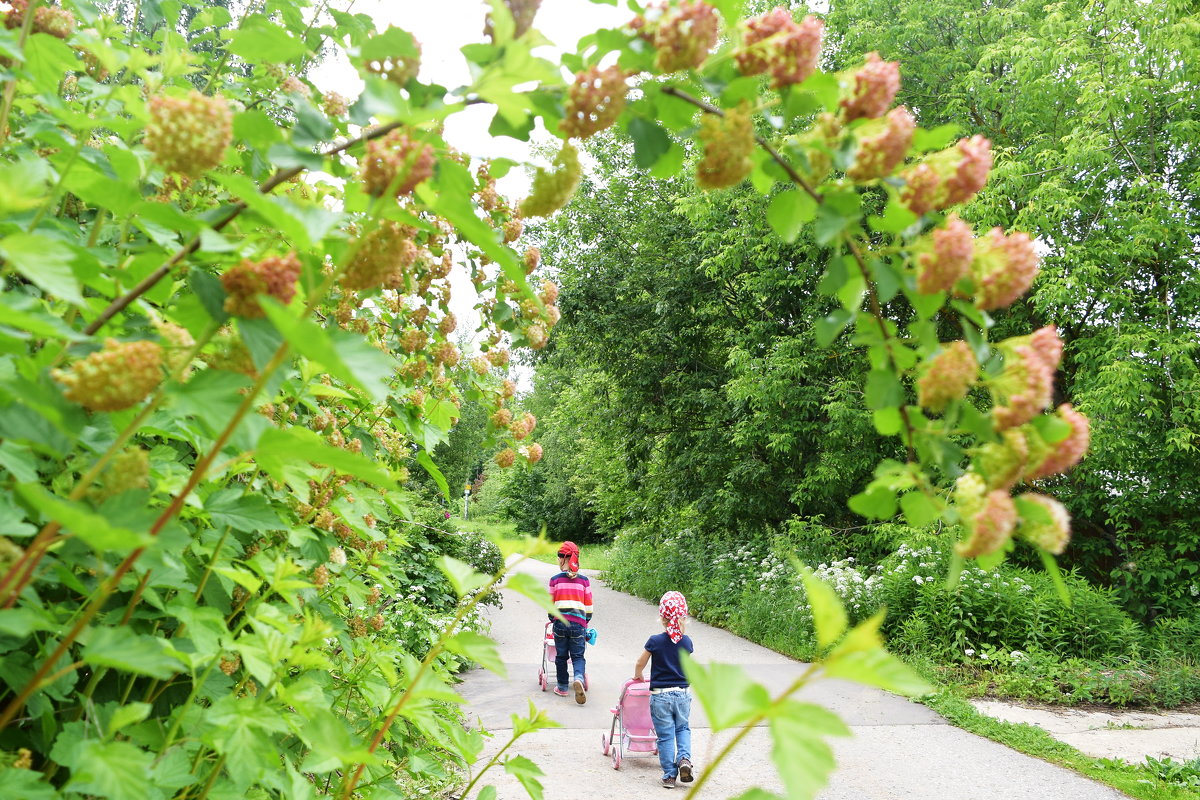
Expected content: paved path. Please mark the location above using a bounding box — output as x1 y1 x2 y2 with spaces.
458 559 1130 799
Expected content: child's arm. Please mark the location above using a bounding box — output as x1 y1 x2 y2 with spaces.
633 649 651 681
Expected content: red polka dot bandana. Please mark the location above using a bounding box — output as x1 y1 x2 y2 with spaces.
659 591 688 643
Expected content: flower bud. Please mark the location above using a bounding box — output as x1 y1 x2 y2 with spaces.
916 341 978 412
561 66 627 140
1025 404 1089 480
1015 493 1071 554
846 106 914 181
840 52 900 122
900 135 992 216
970 227 1039 311
915 214 974 294
221 253 302 318
520 143 582 218
53 339 163 412
649 1 720 73
696 105 755 190
953 473 1017 558
736 8 823 88
991 326 1062 430
360 129 435 198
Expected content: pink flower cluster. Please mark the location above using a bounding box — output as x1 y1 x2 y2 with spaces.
735 8 824 88
360 130 435 198
915 214 974 294
971 227 1039 310
221 253 302 318
644 1 721 73
1015 493 1071 554
900 135 993 216
847 106 915 181
954 474 1017 558
916 340 978 412
561 66 628 140
992 325 1062 430
1026 404 1090 479
840 52 900 122
696 105 756 189
511 411 538 440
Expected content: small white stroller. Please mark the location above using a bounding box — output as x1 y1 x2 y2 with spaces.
601 678 658 769
536 621 590 692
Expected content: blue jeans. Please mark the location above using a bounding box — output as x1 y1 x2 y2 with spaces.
650 690 692 779
552 620 586 690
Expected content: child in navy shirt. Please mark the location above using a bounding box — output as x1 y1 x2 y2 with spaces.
633 591 695 789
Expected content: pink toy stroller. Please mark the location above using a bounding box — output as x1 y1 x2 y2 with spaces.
536 621 589 692
601 679 657 769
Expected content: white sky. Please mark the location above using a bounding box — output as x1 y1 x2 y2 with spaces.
308 1 628 376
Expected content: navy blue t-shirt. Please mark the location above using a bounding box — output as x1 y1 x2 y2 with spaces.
643 632 694 689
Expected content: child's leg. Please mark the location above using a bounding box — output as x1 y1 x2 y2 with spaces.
649 694 678 779
675 693 692 764
551 622 570 691
567 622 587 683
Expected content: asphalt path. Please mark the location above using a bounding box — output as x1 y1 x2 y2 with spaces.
458 558 1130 799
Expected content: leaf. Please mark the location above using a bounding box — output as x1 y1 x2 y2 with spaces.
627 117 673 169
813 204 849 245
0 233 85 306
226 19 309 63
1031 413 1072 444
767 190 818 243
796 564 848 649
80 626 186 679
105 702 152 738
14 483 152 553
0 156 52 213
814 309 854 348
504 754 545 800
864 368 904 410
443 630 506 675
505 572 559 616
872 407 902 436
416 449 449 499
0 768 62 800
848 485 897 520
62 739 155 798
899 492 941 528
256 427 393 487
437 555 491 598
205 489 283 532
683 660 770 731
1038 549 1072 606
823 613 933 696
768 700 850 800
258 297 392 402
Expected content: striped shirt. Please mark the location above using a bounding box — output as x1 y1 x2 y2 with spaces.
548 572 593 626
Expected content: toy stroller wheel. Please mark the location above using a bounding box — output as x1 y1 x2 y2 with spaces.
584 675 589 691
601 733 610 756
538 672 547 692
612 746 621 770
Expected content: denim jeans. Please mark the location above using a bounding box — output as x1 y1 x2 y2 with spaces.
649 690 692 779
552 620 586 690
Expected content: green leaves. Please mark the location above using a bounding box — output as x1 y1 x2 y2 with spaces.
80 626 186 679
256 427 394 488
226 17 311 63
768 700 849 800
685 660 770 731
767 190 818 243
797 565 848 649
628 117 673 169
0 233 85 306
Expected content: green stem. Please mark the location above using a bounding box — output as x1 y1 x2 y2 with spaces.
0 0 40 145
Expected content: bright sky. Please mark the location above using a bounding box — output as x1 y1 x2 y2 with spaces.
308 1 629 376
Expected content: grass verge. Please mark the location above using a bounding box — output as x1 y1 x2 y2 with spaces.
922 691 1198 799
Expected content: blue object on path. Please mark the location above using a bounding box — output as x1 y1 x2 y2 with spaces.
586 627 598 645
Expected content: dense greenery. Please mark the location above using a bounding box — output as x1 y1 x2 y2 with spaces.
493 0 1200 625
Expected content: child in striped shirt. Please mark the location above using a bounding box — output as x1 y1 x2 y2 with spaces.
548 541 593 704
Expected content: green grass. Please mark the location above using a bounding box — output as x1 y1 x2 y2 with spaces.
923 691 1199 800
456 516 614 572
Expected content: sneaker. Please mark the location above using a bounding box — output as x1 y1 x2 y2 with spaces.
572 677 587 705
553 687 569 697
677 758 693 783
661 776 676 789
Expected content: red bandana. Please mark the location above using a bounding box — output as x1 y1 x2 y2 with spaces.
558 541 580 575
659 591 688 643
